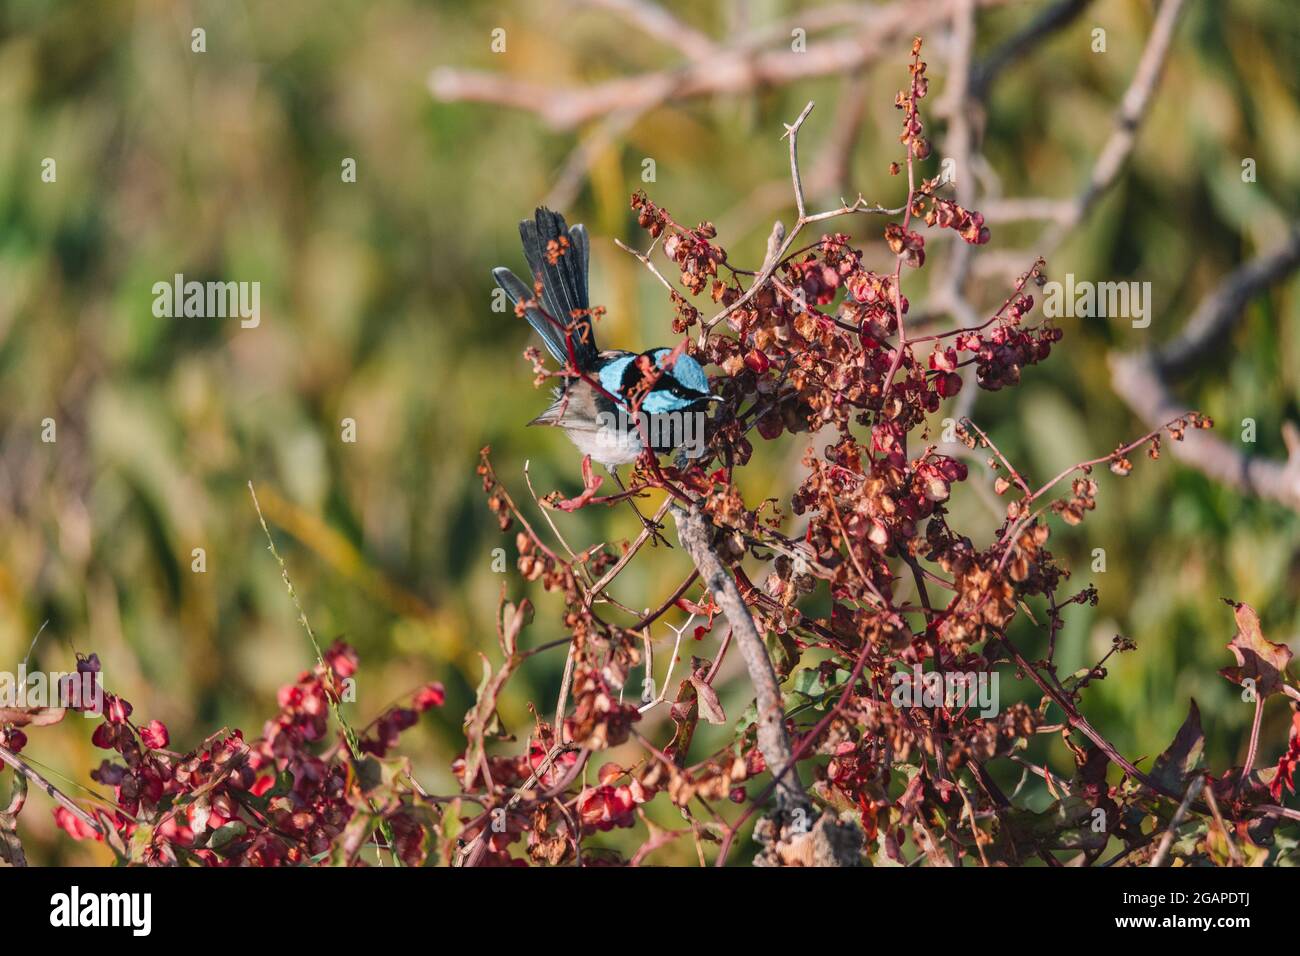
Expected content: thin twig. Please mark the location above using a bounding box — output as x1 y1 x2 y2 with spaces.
248 481 397 864
0 744 102 836
1202 781 1242 867
1150 774 1205 867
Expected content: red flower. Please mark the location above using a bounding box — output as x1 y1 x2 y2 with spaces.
577 780 646 832
104 694 133 724
412 683 446 712
53 807 102 842
141 720 170 750
324 640 359 679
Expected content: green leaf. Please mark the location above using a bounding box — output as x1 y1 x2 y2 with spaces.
353 754 411 798
733 702 758 735
207 821 247 851
792 668 826 699
353 756 383 794
766 629 800 679
268 770 294 798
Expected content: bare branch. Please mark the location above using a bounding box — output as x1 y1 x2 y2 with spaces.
0 744 103 837
1110 231 1300 511
968 0 1094 101
784 100 817 220
1039 0 1188 247
581 0 718 62
1110 351 1300 511
430 0 1005 130
614 236 684 298
974 0 1188 277
1154 228 1300 377
671 503 809 816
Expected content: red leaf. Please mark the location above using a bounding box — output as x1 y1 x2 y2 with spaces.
551 455 605 512
0 707 65 729
1270 710 1300 801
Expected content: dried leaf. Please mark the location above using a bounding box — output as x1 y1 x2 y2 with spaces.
690 674 726 725
1220 601 1293 698
664 680 698 766
1150 699 1205 794
0 707 65 728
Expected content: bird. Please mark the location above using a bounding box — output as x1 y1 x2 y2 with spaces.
492 207 718 472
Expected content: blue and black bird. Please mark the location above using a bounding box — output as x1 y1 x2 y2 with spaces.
493 207 717 470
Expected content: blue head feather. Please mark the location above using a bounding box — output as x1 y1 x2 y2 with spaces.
655 349 711 395
597 354 635 397
640 349 712 414
596 349 713 415
640 390 681 414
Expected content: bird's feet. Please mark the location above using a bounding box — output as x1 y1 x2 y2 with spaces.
606 465 672 548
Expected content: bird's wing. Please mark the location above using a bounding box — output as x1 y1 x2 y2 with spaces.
527 379 608 431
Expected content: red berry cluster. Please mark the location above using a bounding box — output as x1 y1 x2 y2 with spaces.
632 190 725 298
48 640 442 866
925 198 990 246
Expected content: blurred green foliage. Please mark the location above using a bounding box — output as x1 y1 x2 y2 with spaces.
0 0 1297 864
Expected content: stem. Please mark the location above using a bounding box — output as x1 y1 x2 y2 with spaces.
1150 774 1205 868
880 44 923 407
0 744 102 836
1237 693 1264 797
670 504 809 816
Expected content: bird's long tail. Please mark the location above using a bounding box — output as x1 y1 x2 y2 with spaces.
492 207 597 371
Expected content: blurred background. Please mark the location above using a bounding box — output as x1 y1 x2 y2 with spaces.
0 0 1297 864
